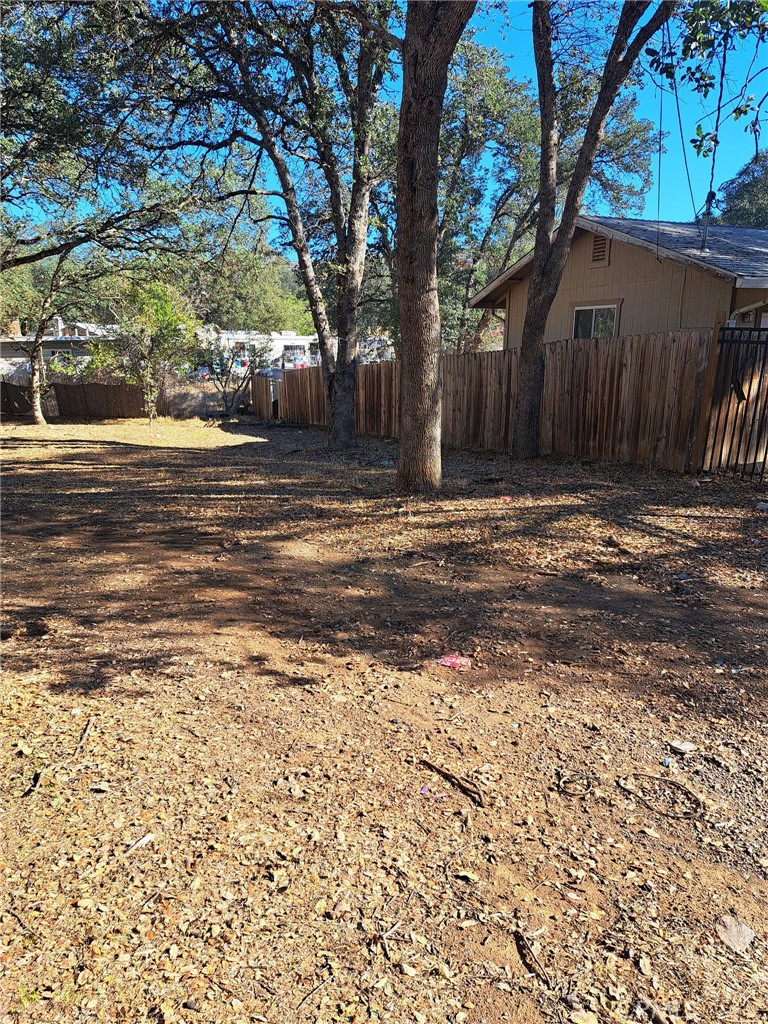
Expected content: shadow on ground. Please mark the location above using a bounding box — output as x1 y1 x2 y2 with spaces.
2 423 766 723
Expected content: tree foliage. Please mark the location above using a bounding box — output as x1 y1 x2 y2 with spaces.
717 150 768 226
143 0 397 446
89 280 201 419
367 37 657 354
2 4 180 269
179 249 314 334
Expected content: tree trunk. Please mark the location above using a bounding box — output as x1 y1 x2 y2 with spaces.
29 335 47 426
395 0 475 494
329 357 356 446
513 275 559 458
512 0 675 459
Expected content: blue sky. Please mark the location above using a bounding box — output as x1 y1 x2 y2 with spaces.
473 1 766 222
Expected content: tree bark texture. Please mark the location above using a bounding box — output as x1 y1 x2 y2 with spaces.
29 338 46 426
395 0 475 493
512 0 675 459
27 256 65 426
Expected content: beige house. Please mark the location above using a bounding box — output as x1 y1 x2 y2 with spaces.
469 216 768 347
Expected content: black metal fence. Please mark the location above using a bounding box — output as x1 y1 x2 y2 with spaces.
703 326 768 480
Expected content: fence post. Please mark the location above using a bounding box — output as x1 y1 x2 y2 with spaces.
690 310 727 472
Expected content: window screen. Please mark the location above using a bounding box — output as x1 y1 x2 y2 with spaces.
593 306 616 338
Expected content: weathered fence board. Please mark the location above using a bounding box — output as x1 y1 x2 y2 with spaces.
250 373 274 422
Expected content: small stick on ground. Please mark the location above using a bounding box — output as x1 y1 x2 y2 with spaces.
381 919 402 961
295 975 329 1011
73 717 93 757
3 907 40 941
22 717 94 798
420 759 485 808
22 769 46 798
513 929 555 990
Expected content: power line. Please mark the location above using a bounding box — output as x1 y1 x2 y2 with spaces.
701 20 731 250
708 22 730 203
664 21 700 236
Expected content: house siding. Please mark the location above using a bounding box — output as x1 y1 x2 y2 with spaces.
732 287 768 326
504 230 734 348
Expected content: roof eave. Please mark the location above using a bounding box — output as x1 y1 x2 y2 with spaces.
468 278 523 309
467 252 542 308
736 276 768 289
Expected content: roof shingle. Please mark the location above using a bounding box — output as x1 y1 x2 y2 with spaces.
582 216 768 282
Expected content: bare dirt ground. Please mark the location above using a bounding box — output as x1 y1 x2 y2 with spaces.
1 418 767 1024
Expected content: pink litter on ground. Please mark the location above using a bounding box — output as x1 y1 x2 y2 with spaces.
436 654 472 671
500 496 514 501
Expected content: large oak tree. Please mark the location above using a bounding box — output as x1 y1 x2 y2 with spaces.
395 0 476 493
152 0 396 447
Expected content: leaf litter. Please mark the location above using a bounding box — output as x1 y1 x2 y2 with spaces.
1 419 767 1024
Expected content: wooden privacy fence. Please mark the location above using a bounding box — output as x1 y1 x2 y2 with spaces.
540 330 711 471
278 366 330 427
0 381 58 419
53 382 145 419
279 351 522 451
274 331 715 472
441 350 520 450
356 360 400 439
250 373 274 422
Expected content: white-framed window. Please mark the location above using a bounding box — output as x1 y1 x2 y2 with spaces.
573 305 617 339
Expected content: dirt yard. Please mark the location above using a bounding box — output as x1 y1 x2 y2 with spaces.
1 418 767 1024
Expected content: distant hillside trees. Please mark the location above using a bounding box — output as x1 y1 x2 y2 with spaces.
718 151 768 228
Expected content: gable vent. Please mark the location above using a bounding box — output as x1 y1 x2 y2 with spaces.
591 234 609 264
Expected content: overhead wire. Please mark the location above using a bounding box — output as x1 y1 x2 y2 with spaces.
664 20 700 237
699 18 731 250
707 22 730 204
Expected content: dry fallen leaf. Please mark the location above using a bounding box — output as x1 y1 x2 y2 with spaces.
570 1010 599 1024
716 915 756 954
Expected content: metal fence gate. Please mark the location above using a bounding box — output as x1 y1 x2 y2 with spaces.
703 326 768 480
